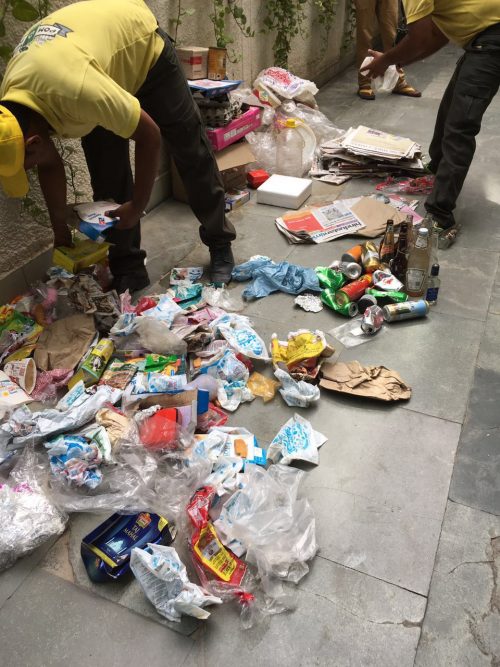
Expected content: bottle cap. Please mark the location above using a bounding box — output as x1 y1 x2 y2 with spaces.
431 263 440 275
418 228 429 237
285 118 299 128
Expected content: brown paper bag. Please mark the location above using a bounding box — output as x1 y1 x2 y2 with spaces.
320 360 411 401
34 314 96 371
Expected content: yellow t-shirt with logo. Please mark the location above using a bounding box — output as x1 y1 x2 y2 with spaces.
403 0 500 47
0 0 164 138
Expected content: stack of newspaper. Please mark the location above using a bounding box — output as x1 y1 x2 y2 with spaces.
312 125 425 184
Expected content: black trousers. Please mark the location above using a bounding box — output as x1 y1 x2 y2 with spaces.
426 28 500 227
81 31 236 279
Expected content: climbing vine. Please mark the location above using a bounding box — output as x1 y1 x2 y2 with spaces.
312 0 338 53
210 0 254 49
341 0 357 52
262 0 309 69
169 0 196 46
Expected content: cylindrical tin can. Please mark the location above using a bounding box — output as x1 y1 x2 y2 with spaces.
330 260 362 280
383 300 430 322
361 241 381 273
361 305 385 334
357 294 378 311
341 244 363 264
316 267 346 291
366 288 408 304
321 290 358 317
207 47 227 80
335 274 372 306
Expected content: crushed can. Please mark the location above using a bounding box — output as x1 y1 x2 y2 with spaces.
316 267 346 291
361 241 381 273
329 260 362 280
341 244 363 264
383 300 430 322
366 288 408 304
335 274 372 306
361 305 385 334
321 290 358 317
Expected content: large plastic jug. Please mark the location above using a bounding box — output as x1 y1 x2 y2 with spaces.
276 118 305 177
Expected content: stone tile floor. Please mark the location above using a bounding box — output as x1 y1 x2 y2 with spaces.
1 44 500 666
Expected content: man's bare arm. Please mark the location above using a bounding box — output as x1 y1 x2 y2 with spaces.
37 140 72 246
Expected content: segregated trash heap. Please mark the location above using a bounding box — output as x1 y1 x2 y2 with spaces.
0 263 352 627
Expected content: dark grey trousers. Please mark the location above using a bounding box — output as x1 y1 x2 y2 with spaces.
426 27 500 228
81 31 236 279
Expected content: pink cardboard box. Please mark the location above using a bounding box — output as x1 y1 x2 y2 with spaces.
206 106 262 152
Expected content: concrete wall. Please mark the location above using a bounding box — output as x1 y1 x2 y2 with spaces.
0 0 355 283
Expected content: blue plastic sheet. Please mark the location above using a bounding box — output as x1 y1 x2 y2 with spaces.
232 256 321 300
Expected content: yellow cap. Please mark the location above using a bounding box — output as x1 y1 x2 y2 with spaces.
0 104 29 198
284 118 300 128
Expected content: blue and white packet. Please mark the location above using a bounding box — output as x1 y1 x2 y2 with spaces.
268 413 327 465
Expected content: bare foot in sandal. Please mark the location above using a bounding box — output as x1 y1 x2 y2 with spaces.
392 76 422 98
358 85 375 101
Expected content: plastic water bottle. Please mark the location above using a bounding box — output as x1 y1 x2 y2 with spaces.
276 119 305 177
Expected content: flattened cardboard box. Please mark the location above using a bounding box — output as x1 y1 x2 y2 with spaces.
171 141 255 203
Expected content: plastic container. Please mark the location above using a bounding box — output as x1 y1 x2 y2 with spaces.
276 118 305 178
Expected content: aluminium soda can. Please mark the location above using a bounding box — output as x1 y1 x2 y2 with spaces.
321 290 358 317
383 300 430 322
366 288 408 304
335 274 372 306
357 294 378 311
316 267 346 291
330 260 362 280
341 244 363 264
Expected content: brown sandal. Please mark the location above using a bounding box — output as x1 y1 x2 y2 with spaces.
357 85 375 101
392 80 422 97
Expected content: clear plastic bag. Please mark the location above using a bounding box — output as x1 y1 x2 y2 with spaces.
0 446 67 571
130 544 222 622
201 286 244 312
274 368 320 408
210 313 270 361
267 413 327 466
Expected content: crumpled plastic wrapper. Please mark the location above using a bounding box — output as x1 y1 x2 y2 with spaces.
232 256 321 300
0 447 67 571
0 385 122 457
274 368 320 408
130 544 222 622
267 413 327 465
319 360 412 401
247 372 280 403
294 294 323 312
30 368 74 402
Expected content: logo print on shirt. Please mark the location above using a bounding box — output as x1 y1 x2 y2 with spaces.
14 23 73 55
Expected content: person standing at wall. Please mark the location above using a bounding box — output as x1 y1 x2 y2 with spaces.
355 0 421 100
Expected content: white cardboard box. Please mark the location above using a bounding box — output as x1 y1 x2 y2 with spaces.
256 174 312 209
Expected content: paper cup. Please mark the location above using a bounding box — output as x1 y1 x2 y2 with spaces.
4 358 37 394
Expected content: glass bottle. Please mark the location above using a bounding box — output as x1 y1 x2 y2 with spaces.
379 219 395 264
406 227 431 297
391 221 409 282
425 263 441 304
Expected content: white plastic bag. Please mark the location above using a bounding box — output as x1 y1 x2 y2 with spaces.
130 544 222 622
267 413 327 466
274 368 320 408
359 57 399 92
210 313 270 361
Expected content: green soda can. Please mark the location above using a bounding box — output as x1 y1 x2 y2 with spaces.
321 289 359 317
315 267 346 291
366 288 408 304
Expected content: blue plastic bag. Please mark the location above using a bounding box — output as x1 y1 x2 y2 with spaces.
232 256 321 300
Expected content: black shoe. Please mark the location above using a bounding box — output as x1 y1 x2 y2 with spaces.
209 245 234 285
111 271 150 294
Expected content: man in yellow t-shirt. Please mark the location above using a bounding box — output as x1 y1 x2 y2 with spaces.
0 0 236 290
362 1 500 248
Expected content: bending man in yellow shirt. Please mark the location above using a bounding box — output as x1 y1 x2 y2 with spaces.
0 0 236 291
362 0 500 247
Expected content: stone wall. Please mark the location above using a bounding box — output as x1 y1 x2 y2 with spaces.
0 0 355 279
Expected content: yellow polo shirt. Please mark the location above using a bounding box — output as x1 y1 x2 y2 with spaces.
0 0 164 138
404 0 500 47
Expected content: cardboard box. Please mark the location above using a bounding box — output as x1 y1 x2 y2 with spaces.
176 46 208 80
257 174 312 210
225 188 250 212
53 238 110 273
171 141 255 203
206 106 262 151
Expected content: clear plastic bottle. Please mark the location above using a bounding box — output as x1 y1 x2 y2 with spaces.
275 118 305 177
425 263 441 304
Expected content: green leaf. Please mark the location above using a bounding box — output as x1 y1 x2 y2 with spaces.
0 44 13 61
12 1 40 22
0 20 5 37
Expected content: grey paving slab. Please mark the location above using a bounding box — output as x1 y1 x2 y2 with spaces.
0 569 195 667
415 501 500 666
300 404 460 595
184 555 426 667
477 312 500 374
488 257 500 315
40 512 200 636
449 366 500 516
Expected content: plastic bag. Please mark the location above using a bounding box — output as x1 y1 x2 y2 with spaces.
267 413 327 466
360 57 399 92
0 447 67 571
210 313 270 361
201 285 244 312
330 317 385 348
274 368 320 408
281 101 344 146
247 372 280 403
130 544 222 622
135 318 187 356
375 174 435 195
232 257 321 300
253 68 319 106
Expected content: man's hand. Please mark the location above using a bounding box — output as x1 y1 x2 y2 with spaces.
105 200 142 230
360 50 390 79
53 221 73 248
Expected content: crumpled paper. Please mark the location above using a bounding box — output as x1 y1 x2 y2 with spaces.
319 361 411 401
34 314 96 371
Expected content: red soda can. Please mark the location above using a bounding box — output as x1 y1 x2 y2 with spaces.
335 274 372 306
